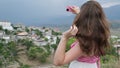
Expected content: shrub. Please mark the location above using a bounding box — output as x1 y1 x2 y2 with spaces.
27 46 50 63
66 38 76 51
20 64 30 68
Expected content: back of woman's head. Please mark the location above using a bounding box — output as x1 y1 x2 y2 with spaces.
73 0 110 56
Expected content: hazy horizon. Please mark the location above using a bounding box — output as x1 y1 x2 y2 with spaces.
0 0 120 26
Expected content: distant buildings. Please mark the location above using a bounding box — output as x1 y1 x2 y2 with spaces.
111 35 120 55
0 22 13 30
0 22 61 46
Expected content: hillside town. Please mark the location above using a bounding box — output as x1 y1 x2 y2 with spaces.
0 21 120 68
0 21 62 46
0 21 63 68
0 21 120 53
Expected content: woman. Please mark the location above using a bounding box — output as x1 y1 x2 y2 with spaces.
53 0 110 68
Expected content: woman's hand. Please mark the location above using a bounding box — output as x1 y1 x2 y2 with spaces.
62 25 78 39
67 6 80 14
71 6 80 14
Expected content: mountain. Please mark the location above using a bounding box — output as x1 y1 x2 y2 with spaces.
104 5 120 20
47 5 120 31
109 20 120 29
48 5 120 26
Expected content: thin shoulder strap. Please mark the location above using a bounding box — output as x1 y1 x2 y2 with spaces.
70 41 78 48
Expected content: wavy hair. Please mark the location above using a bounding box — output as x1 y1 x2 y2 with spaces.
73 0 110 56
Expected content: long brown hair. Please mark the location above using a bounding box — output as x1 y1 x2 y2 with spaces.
73 0 110 56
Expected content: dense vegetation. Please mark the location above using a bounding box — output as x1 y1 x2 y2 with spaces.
0 26 120 68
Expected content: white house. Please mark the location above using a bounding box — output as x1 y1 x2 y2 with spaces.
0 31 4 38
114 44 120 55
50 36 57 44
33 40 48 46
0 22 13 30
2 35 10 43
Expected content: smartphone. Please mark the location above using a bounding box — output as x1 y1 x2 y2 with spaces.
66 6 73 12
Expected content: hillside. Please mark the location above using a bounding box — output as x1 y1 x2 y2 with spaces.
110 20 120 29
109 20 120 36
104 5 120 20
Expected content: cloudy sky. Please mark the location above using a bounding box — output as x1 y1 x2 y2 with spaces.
99 0 120 8
0 0 120 26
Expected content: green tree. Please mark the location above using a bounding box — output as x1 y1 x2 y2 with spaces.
7 41 17 56
0 26 3 30
20 64 30 68
0 42 4 53
44 37 48 41
13 31 17 35
0 41 18 67
27 46 50 63
52 30 62 36
4 29 11 35
34 29 43 37
50 37 60 50
17 39 34 49
43 44 51 55
100 37 119 64
25 27 30 33
13 26 18 30
51 44 57 51
22 39 34 50
56 37 60 44
0 60 2 67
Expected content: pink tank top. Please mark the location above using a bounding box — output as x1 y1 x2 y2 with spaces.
71 41 100 68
